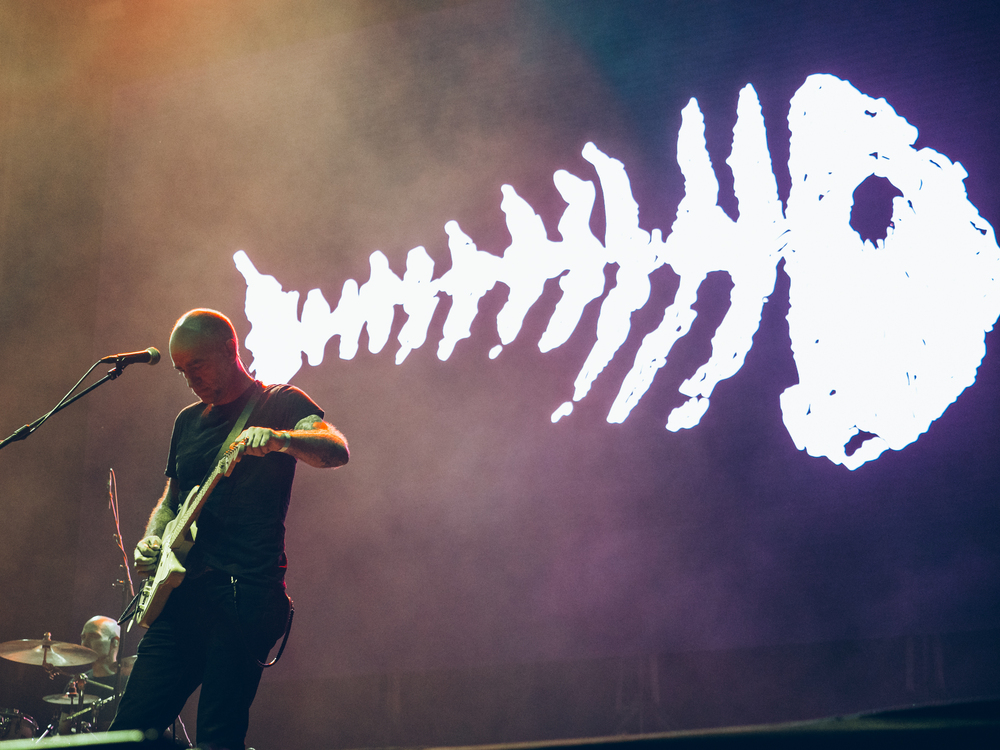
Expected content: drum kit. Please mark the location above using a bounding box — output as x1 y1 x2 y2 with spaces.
0 631 133 739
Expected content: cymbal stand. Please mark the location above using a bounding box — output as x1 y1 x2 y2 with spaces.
39 633 61 681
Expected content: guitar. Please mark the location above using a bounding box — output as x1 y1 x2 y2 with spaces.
131 440 245 629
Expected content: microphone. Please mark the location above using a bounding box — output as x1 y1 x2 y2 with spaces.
99 347 161 366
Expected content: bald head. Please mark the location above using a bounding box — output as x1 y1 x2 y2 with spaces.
83 615 120 640
81 616 120 676
170 308 239 349
169 309 253 405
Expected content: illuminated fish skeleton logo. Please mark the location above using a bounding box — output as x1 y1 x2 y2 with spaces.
236 74 1000 470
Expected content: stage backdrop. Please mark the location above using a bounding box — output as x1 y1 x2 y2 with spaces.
40 0 1000 745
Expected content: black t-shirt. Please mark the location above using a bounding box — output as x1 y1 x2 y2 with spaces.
165 381 323 584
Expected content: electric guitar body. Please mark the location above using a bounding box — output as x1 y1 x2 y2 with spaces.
132 441 244 629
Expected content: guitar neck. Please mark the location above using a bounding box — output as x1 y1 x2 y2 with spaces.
164 444 241 549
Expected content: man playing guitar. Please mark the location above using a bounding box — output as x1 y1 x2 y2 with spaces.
110 309 349 750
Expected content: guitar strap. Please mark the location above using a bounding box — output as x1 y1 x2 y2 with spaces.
209 380 263 470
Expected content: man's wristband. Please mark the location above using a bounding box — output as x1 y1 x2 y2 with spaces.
278 431 293 453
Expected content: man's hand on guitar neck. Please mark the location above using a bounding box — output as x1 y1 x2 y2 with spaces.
231 415 350 468
134 536 162 576
232 425 292 459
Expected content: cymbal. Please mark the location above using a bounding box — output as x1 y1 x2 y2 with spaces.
43 692 99 705
0 634 97 668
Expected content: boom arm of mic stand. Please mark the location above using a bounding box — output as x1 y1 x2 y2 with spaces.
0 363 129 451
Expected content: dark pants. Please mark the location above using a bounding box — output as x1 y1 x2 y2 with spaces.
110 571 290 750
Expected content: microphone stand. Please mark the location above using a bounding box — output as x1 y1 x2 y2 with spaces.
0 359 136 452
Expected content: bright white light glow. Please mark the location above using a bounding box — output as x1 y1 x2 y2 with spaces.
237 75 1000 469
780 75 1000 468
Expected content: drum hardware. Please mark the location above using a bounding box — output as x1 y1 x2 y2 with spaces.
41 693 116 738
61 693 115 720
0 632 97 677
0 633 131 737
1 633 99 738
43 692 100 705
0 708 38 740
81 678 116 693
37 678 110 739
